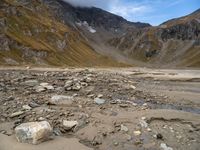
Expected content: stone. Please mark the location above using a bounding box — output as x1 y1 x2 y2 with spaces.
63 120 78 130
10 111 24 118
121 124 129 132
24 80 39 87
65 80 73 88
94 98 105 105
134 130 141 136
22 105 32 110
29 101 40 108
130 85 136 90
97 94 103 98
15 121 53 145
35 86 46 92
119 104 129 108
156 133 163 140
160 143 173 150
125 134 132 141
139 120 148 128
49 95 74 105
38 117 45 121
147 128 152 132
40 83 54 90
143 103 148 106
113 141 119 146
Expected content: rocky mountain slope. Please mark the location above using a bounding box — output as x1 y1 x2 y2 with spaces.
107 9 200 67
55 1 200 68
0 0 125 67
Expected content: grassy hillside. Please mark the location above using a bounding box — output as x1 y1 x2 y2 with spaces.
0 0 125 67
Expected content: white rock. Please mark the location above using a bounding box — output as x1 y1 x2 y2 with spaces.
121 124 129 132
22 105 32 110
94 98 106 105
160 143 173 150
130 85 136 90
24 80 38 87
15 121 53 144
63 120 78 130
35 86 46 92
139 120 148 128
64 81 73 88
134 130 141 136
49 95 74 105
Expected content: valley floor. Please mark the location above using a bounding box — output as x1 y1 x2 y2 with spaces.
0 67 200 150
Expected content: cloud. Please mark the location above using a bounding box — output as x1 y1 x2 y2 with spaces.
62 0 151 21
109 1 151 21
61 0 113 9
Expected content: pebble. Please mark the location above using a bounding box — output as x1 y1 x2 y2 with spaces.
35 86 46 92
121 124 129 132
22 105 32 110
40 83 54 90
119 104 129 108
139 119 148 128
63 120 78 130
24 80 38 87
49 95 74 105
94 98 106 105
160 143 173 150
130 85 136 90
134 130 141 136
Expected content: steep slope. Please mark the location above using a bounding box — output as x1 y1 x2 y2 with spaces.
0 0 125 67
108 9 200 67
57 1 200 68
55 0 151 65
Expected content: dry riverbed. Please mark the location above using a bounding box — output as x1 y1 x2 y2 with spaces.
0 67 200 150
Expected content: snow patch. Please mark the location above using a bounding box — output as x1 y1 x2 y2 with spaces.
76 21 96 33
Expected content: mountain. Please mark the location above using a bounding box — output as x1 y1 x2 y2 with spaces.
56 1 200 68
107 9 200 67
0 0 125 67
0 0 199 68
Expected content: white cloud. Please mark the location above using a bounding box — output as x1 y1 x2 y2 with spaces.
62 0 113 9
62 0 151 21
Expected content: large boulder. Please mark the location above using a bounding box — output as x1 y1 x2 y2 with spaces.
15 121 53 145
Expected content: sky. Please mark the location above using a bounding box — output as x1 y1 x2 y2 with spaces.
63 0 200 26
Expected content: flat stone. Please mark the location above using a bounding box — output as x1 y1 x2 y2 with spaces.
63 120 78 130
22 105 32 110
35 86 46 92
49 95 74 105
130 85 136 90
94 98 105 105
24 80 39 87
15 121 53 145
10 111 24 118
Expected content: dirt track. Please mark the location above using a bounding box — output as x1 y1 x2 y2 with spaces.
0 67 200 150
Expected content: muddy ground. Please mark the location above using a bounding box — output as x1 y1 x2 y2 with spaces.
0 67 200 150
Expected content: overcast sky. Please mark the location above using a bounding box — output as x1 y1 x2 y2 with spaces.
63 0 200 26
